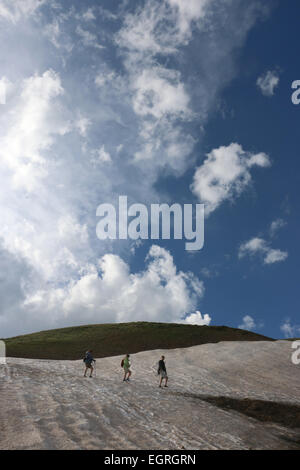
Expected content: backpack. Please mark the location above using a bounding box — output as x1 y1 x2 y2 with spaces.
121 359 124 368
83 352 89 363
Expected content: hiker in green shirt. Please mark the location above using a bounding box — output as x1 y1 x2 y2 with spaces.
122 354 132 382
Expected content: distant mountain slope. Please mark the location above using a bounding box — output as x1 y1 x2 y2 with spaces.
2 322 274 360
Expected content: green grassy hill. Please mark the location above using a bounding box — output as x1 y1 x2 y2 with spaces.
2 322 274 360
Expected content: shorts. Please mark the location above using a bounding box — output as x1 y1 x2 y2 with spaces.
124 367 131 373
160 370 168 379
85 362 93 369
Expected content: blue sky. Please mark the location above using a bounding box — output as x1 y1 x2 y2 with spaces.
0 0 299 339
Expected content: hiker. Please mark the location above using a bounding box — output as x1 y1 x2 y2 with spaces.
83 350 96 377
158 355 168 388
122 354 132 382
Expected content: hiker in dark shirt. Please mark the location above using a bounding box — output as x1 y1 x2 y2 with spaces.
83 350 96 378
157 355 168 388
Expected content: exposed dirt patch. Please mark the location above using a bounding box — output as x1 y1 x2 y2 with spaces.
172 391 300 430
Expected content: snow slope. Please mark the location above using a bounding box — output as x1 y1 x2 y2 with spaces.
1 341 300 450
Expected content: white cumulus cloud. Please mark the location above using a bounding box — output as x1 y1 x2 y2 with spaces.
0 69 69 192
132 67 191 120
257 70 280 97
181 310 211 326
19 245 205 333
269 218 286 237
239 237 288 265
191 143 271 215
239 315 264 332
280 320 300 339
